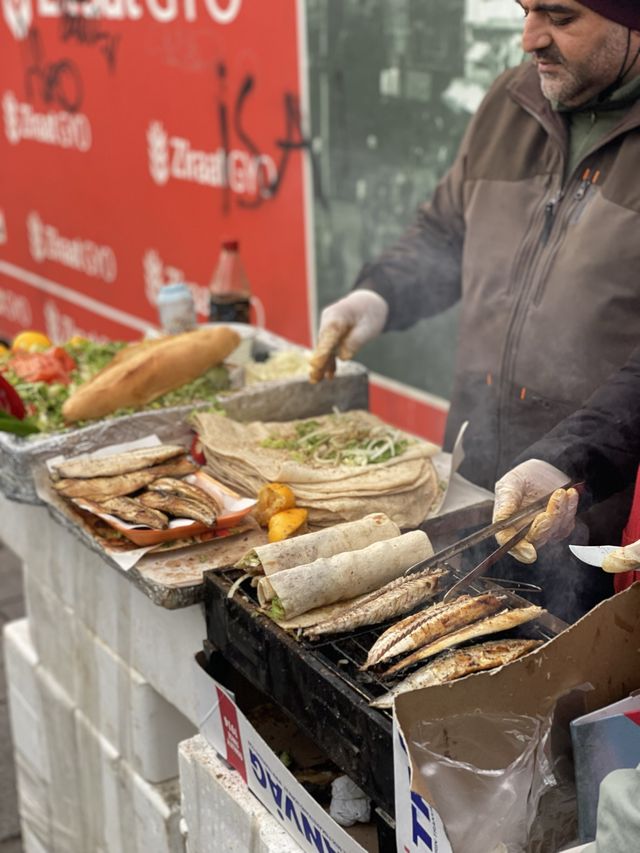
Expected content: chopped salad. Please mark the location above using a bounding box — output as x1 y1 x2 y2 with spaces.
0 339 229 435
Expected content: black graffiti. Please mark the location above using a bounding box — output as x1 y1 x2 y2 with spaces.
216 63 233 214
270 91 326 208
215 62 325 213
23 28 84 113
59 11 122 74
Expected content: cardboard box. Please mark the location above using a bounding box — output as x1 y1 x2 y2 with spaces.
193 653 377 853
571 692 640 841
393 585 640 853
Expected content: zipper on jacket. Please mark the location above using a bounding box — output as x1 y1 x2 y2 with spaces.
540 190 564 245
532 166 602 306
496 175 562 478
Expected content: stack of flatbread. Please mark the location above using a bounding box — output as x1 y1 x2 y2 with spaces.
193 410 440 527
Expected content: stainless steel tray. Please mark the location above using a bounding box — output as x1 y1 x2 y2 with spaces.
0 326 368 504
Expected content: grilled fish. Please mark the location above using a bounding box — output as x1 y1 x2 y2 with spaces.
370 639 543 709
51 445 186 480
147 477 221 514
362 592 508 670
382 605 544 678
138 492 217 526
97 497 169 530
53 457 197 500
308 323 351 383
304 568 448 639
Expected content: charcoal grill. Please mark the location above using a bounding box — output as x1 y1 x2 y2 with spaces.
202 502 567 834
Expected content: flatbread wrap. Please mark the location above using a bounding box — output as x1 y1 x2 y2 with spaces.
257 529 433 619
235 512 401 576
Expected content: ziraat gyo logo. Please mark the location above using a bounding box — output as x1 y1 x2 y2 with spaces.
27 212 118 283
3 0 242 39
1 0 31 40
3 92 92 151
147 122 170 186
143 249 209 317
0 287 31 327
2 92 19 144
146 119 278 199
26 211 45 261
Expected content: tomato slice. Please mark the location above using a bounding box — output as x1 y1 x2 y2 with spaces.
8 348 77 385
190 433 207 466
0 375 26 419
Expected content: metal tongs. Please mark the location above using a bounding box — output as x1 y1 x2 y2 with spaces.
404 481 585 602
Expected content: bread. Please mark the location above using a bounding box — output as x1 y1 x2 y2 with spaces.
62 326 241 423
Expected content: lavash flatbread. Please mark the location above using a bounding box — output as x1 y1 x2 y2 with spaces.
236 512 400 576
194 411 440 527
257 529 433 619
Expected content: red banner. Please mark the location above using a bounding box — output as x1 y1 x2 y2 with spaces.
0 0 313 345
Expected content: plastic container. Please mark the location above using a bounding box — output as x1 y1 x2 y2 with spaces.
209 240 251 324
157 283 197 334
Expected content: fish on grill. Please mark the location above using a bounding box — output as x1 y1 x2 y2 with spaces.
304 568 448 639
138 491 217 527
53 457 197 500
382 605 544 678
370 638 543 708
362 592 508 671
146 477 221 514
51 445 186 480
97 497 169 530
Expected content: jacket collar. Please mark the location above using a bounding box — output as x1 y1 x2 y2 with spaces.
507 61 640 143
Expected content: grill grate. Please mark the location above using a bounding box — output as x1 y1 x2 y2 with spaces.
224 562 563 709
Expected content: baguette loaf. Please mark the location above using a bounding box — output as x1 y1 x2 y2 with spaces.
62 326 241 423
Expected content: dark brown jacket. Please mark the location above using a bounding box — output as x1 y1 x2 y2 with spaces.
357 62 640 496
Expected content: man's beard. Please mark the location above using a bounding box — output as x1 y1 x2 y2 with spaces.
534 31 629 107
535 47 590 105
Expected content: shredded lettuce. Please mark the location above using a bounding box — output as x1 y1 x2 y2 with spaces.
0 341 230 435
235 551 261 570
260 412 411 467
269 596 286 621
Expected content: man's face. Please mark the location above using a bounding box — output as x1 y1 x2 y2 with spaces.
517 1 633 106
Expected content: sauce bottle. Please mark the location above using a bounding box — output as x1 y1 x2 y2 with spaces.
209 240 251 324
157 283 197 334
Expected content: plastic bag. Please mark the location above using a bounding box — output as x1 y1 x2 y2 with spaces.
410 711 556 853
329 775 371 827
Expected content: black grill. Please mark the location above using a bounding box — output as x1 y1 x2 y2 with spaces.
202 503 566 825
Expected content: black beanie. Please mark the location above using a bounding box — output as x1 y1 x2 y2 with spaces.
579 1 640 29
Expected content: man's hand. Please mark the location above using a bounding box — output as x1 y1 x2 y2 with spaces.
309 291 388 383
602 540 640 574
493 459 579 563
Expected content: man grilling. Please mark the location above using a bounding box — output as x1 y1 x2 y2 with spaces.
312 1 640 619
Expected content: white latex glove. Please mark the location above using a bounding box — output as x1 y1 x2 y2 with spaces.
309 290 388 382
601 539 640 574
493 459 579 564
